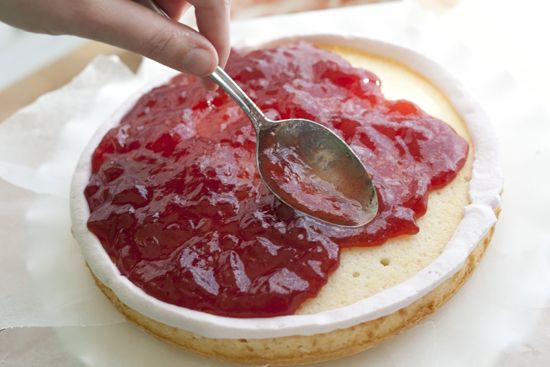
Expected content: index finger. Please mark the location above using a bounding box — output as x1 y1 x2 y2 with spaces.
187 0 231 67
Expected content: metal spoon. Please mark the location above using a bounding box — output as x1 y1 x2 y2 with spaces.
142 0 378 227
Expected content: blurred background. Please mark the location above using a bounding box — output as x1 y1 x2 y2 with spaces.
0 0 456 91
0 0 548 123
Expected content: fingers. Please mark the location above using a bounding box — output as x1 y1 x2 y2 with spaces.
187 0 231 67
72 0 218 76
155 0 190 20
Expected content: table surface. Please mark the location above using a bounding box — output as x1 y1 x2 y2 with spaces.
0 42 141 123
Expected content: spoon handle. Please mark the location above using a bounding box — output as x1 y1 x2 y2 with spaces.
139 0 267 130
208 67 266 129
138 0 169 16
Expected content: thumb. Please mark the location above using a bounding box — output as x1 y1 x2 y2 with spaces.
72 0 218 76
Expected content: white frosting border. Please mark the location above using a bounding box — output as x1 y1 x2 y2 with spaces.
70 34 503 339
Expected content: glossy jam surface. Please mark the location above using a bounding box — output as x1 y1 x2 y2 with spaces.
85 43 468 317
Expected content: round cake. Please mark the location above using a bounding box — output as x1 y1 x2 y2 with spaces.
71 35 502 365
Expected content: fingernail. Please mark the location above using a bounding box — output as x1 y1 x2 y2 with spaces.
182 48 214 76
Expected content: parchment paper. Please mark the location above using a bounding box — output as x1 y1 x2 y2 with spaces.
1 1 549 366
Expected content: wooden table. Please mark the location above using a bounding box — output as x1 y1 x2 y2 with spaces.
0 42 141 123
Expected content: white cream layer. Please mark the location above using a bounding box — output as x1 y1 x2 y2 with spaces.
70 35 503 339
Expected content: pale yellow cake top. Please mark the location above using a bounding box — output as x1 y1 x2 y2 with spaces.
297 45 473 314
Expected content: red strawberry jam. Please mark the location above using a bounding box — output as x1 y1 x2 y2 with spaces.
85 42 468 318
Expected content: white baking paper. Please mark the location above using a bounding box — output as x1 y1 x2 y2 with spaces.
1 1 549 366
0 56 143 328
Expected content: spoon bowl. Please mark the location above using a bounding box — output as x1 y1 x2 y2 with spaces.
257 118 378 227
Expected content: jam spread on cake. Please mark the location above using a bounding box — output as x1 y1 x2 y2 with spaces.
85 43 468 317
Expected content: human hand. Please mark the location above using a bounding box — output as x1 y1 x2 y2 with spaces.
0 0 230 77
